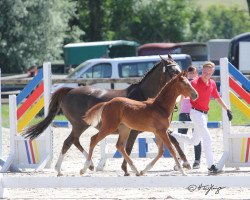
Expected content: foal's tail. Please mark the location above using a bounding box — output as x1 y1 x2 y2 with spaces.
83 103 105 127
22 87 73 140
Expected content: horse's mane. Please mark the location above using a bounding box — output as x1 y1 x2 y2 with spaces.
131 60 164 86
153 72 180 101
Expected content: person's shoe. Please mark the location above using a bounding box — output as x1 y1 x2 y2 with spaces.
192 161 200 169
208 164 220 174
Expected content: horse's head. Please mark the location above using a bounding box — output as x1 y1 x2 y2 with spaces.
176 71 198 100
160 54 182 79
130 54 182 99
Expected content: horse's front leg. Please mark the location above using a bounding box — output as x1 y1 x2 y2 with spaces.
121 129 139 176
140 135 164 175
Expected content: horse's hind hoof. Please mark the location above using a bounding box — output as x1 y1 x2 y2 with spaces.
89 165 94 171
57 172 63 177
124 172 130 176
183 162 191 170
80 169 85 175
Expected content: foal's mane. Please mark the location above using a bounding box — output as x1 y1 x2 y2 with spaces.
153 71 184 101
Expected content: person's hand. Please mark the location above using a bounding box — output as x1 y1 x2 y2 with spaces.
227 110 233 121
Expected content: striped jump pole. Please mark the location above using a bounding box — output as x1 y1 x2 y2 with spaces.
1 63 52 172
218 57 250 170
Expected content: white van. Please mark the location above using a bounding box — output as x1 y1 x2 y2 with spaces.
52 54 192 91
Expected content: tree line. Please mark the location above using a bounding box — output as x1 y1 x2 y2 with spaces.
0 0 250 73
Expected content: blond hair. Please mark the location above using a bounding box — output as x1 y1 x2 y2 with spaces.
203 61 215 69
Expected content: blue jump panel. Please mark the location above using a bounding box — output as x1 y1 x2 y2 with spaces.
16 69 43 105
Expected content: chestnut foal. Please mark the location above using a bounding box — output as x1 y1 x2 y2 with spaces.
83 71 198 176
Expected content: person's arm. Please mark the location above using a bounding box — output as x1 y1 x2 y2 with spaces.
215 97 233 121
215 97 230 111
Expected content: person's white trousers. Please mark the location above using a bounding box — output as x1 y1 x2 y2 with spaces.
171 109 214 168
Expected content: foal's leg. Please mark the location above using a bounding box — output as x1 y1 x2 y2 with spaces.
80 127 114 175
157 130 187 176
121 130 139 176
116 125 140 176
140 135 164 175
168 131 191 170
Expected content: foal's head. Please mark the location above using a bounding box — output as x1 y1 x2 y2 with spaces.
175 71 198 100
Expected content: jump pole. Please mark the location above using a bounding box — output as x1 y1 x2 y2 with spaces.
217 57 231 170
218 57 250 170
0 63 52 172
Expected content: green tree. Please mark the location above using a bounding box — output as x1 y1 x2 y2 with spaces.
205 5 250 40
0 0 78 73
77 0 136 42
129 0 195 43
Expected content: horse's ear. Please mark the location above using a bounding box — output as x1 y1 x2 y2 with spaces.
177 70 185 78
159 55 166 61
168 54 172 59
183 70 188 77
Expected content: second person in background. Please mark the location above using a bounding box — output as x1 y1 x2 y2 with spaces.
177 65 201 169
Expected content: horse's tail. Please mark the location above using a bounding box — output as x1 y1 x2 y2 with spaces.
22 87 73 140
83 103 105 127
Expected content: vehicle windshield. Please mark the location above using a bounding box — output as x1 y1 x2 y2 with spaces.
67 61 93 78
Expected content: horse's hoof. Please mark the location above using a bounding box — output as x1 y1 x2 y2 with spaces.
89 165 94 171
124 172 130 176
183 162 191 170
57 172 63 177
182 172 188 176
80 169 85 175
140 171 144 176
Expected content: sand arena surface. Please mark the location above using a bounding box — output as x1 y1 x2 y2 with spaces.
1 126 250 199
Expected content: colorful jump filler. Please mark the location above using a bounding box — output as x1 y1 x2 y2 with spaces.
218 57 250 169
1 63 52 172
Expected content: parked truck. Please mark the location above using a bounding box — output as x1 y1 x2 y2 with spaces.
63 40 139 71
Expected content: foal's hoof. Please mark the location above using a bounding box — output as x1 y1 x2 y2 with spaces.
136 172 141 176
182 171 188 176
89 165 94 171
140 171 145 176
80 169 85 175
183 162 191 170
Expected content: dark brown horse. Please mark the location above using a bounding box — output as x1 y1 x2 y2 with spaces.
83 71 198 176
22 55 181 176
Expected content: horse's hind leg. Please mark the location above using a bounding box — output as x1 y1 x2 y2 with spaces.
116 125 140 176
55 126 93 176
157 130 187 176
72 127 94 171
140 135 164 175
55 133 74 176
121 130 139 176
168 130 191 170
